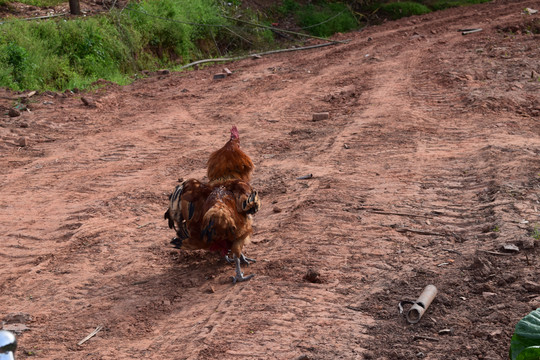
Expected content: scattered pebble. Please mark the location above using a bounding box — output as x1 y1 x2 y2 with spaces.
529 296 540 308
81 97 96 107
303 268 322 283
17 137 29 147
482 291 497 299
273 206 282 213
8 108 21 117
522 280 540 293
501 243 519 253
4 312 32 324
3 323 29 334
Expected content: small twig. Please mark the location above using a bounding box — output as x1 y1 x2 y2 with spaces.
412 335 440 342
460 28 483 35
137 222 153 229
442 248 462 255
77 325 103 346
345 305 363 312
474 202 514 211
394 227 446 236
477 249 513 256
367 210 432 219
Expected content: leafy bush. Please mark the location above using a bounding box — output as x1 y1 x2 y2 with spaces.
510 308 540 360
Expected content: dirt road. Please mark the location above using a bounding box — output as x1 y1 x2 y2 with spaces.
1 1 539 358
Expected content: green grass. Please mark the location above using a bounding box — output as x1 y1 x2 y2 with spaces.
10 0 64 7
362 0 492 21
278 0 359 37
377 1 430 20
531 226 540 241
422 0 492 11
0 0 232 91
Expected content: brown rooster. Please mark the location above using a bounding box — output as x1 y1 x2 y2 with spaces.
164 178 260 283
207 126 254 183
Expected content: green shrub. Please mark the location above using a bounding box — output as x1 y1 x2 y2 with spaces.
5 43 29 83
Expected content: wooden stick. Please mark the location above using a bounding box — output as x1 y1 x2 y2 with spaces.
477 249 513 256
394 227 446 236
442 248 462 255
136 222 153 229
179 42 342 70
413 335 439 342
77 325 103 346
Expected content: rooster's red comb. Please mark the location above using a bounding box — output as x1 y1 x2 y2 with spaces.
230 126 239 140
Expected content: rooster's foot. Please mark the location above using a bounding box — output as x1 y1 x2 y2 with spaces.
170 237 183 249
225 253 256 265
231 255 255 284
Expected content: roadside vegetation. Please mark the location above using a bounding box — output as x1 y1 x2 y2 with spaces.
0 0 492 92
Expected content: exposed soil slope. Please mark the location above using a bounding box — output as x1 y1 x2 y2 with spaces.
1 1 539 359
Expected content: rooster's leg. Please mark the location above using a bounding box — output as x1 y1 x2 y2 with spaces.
225 253 256 265
231 255 254 284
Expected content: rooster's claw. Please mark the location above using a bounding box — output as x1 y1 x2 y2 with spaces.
231 273 255 284
230 255 254 284
225 253 256 265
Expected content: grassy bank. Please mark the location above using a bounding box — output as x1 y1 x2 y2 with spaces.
0 0 251 91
